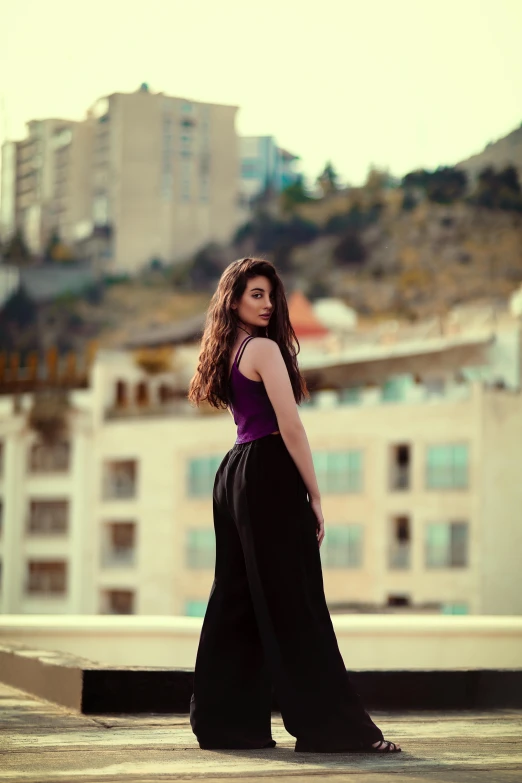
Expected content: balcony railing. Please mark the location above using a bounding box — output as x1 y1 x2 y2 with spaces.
103 481 136 500
27 509 68 535
101 548 136 568
26 574 67 594
390 465 410 491
388 542 411 569
28 444 70 474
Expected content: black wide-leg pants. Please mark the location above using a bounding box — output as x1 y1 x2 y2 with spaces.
189 433 384 752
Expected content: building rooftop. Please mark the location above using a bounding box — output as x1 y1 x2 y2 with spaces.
287 290 330 338
2 681 520 782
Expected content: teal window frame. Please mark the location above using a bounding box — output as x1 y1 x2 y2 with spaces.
425 521 468 568
321 524 363 568
313 450 363 493
185 599 208 617
339 387 362 405
187 456 222 497
426 444 469 489
381 374 412 403
441 602 468 615
186 529 215 568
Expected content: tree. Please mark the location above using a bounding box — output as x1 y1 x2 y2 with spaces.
3 229 31 265
468 165 522 212
317 161 340 196
280 174 314 212
324 203 382 235
401 166 467 204
401 191 418 211
188 243 227 289
0 284 38 329
425 166 467 204
333 232 367 266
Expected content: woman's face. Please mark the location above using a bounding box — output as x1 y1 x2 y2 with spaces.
232 275 275 333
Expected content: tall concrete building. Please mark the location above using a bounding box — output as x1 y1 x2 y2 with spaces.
74 84 241 273
0 315 521 618
1 85 242 273
0 118 84 254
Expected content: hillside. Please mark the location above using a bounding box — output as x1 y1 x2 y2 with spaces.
290 198 522 321
2 192 522 355
456 123 522 187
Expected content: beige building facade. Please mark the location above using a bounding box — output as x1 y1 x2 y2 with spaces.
1 327 521 618
82 85 240 273
1 85 241 272
0 118 83 254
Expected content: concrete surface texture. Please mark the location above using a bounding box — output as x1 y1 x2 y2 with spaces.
1 683 521 782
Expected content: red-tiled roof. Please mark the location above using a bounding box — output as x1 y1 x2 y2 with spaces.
288 290 330 338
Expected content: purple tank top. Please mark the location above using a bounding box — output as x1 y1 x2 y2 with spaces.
228 335 280 444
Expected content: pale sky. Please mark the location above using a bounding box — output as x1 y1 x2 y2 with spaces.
2 0 521 186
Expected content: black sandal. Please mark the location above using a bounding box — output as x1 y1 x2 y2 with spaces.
368 739 401 752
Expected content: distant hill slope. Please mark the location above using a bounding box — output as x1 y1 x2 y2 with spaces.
456 123 522 185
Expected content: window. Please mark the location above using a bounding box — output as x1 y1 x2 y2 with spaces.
28 500 68 534
200 175 210 202
426 444 468 489
185 599 208 617
186 529 215 568
102 522 136 567
321 525 363 568
115 380 129 408
29 441 70 473
441 602 468 615
187 456 222 497
389 515 411 569
426 521 468 568
241 160 259 179
339 387 362 405
101 589 135 614
103 460 138 500
26 561 67 594
181 158 192 201
313 450 363 494
387 594 411 607
390 444 411 491
381 374 412 402
425 377 445 398
93 194 109 225
162 113 174 200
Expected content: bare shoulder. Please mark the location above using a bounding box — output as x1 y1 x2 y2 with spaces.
248 337 281 355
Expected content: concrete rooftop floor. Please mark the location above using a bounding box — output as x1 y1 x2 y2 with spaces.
1 682 521 783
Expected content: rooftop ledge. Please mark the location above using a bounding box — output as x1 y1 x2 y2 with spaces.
1 615 521 671
1 639 521 717
2 613 522 634
0 615 521 715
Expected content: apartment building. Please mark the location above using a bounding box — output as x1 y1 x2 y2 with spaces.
239 135 301 220
1 321 521 618
74 84 241 273
0 118 85 254
1 85 241 273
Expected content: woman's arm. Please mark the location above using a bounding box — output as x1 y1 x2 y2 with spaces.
252 339 321 503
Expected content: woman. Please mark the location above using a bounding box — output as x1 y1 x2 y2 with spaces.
187 257 401 754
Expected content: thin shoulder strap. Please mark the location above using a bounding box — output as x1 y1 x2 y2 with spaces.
235 335 255 368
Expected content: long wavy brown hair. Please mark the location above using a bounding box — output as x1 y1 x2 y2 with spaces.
187 257 309 409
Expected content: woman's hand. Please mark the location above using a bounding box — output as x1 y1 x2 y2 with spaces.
310 496 325 548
